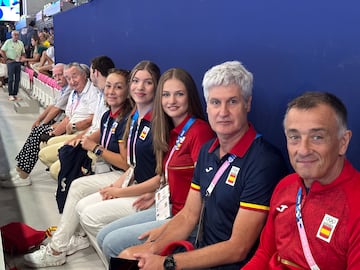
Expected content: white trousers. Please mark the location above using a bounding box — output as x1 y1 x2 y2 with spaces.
50 170 122 252
77 190 139 266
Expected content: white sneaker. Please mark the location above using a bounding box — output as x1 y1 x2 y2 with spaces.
66 235 90 256
8 95 15 101
10 168 19 178
1 174 31 188
23 244 66 268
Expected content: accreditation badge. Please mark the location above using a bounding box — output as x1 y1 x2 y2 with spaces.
316 214 338 243
139 126 150 140
225 166 240 186
155 184 171 221
121 167 134 188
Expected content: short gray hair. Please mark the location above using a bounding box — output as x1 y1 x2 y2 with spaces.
202 61 253 102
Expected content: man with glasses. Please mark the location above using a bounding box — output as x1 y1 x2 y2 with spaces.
38 56 115 180
1 62 98 188
0 30 25 101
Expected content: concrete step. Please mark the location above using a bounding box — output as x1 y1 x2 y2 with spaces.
13 98 40 114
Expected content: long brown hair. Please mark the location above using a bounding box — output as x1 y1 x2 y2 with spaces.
152 68 205 174
122 60 161 142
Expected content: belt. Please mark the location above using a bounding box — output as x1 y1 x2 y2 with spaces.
277 255 305 269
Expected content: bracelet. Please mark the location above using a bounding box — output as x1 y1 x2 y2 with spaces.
92 144 100 153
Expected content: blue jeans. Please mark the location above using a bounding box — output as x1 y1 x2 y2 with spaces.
96 207 169 262
7 61 22 96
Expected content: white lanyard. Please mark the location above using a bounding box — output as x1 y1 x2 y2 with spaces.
296 187 320 270
127 110 139 168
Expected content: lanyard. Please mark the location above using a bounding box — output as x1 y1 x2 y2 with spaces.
296 188 320 270
195 153 236 246
101 116 118 149
70 91 81 116
127 110 139 167
164 117 196 184
69 82 91 116
206 154 236 197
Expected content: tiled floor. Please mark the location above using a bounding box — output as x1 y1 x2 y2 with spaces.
0 87 105 270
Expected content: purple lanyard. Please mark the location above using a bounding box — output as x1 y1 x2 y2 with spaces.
205 154 236 197
101 116 118 149
70 91 81 116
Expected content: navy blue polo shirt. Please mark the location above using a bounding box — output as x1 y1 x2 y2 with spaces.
191 124 288 269
100 110 129 170
128 111 156 183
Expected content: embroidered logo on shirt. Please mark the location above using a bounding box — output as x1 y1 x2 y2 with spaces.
225 166 240 186
139 126 150 140
276 204 288 212
205 167 213 173
316 214 338 243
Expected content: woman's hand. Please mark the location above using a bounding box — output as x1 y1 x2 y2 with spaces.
81 135 97 151
99 185 120 200
132 192 155 211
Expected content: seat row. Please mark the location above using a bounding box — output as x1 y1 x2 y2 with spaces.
20 67 62 108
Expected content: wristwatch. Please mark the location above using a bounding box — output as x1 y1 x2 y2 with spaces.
71 123 77 133
163 255 176 270
94 146 103 156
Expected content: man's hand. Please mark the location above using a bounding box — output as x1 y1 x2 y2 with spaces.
138 226 165 243
32 120 41 129
120 241 155 260
134 253 164 270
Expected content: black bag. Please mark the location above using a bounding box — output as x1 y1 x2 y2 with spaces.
56 144 93 213
109 257 139 270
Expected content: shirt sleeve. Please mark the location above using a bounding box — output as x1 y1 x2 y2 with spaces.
242 190 278 269
54 86 71 111
189 120 214 163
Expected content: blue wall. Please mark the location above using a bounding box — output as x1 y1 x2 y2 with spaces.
53 0 360 169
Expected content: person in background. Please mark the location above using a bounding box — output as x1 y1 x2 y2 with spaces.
243 92 358 270
0 63 70 185
119 61 288 269
38 55 115 180
31 35 55 76
20 34 47 68
31 63 71 128
1 62 97 188
0 30 25 101
38 31 50 48
20 20 37 58
96 67 215 267
23 60 161 268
